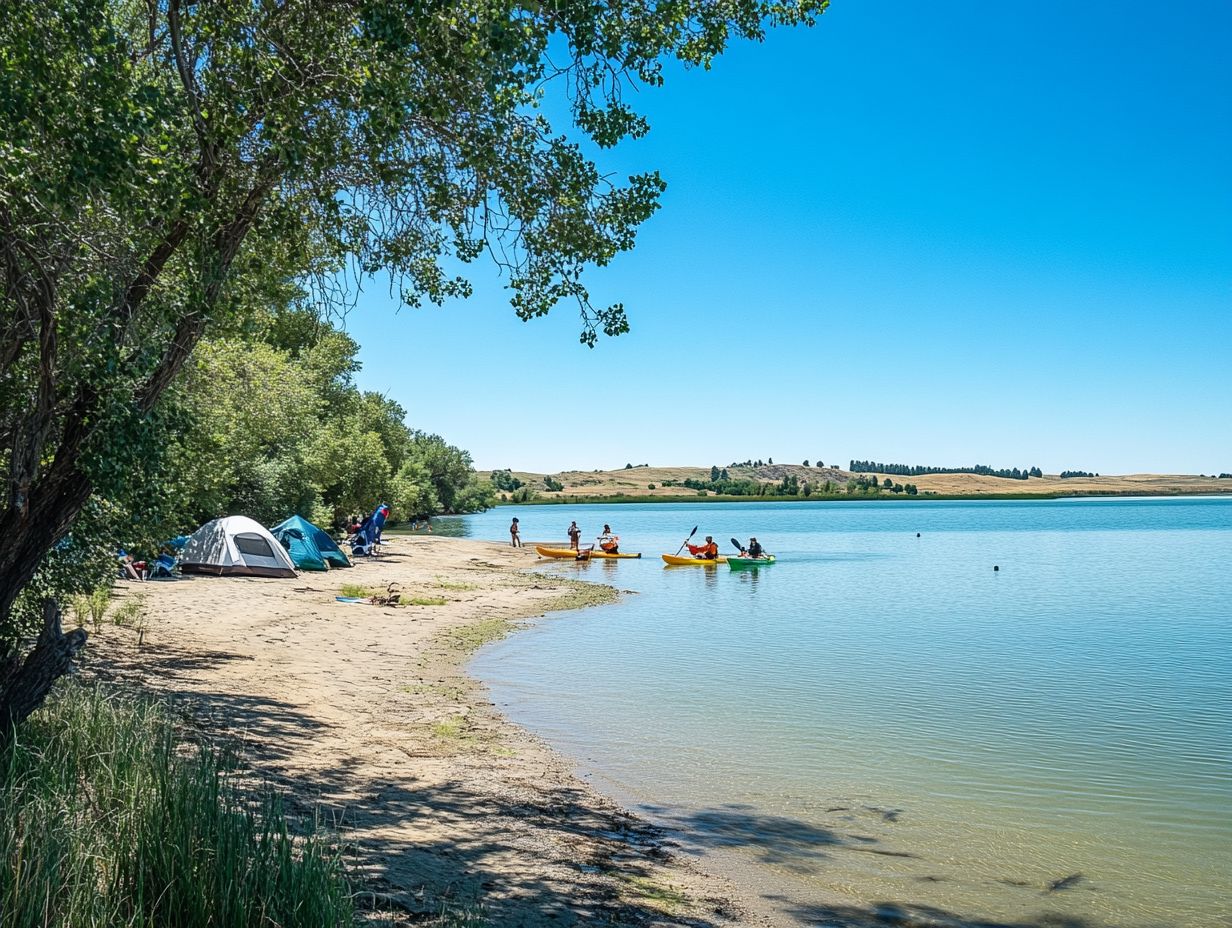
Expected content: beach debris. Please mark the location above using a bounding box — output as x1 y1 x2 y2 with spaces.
370 582 402 607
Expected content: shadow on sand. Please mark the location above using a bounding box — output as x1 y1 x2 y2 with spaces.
87 644 1114 928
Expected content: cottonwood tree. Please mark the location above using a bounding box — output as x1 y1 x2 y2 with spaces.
0 0 826 735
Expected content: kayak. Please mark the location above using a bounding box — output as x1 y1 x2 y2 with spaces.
728 555 776 568
536 545 642 560
661 554 728 566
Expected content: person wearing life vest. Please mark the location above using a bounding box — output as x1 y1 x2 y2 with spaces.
687 536 720 560
598 524 619 553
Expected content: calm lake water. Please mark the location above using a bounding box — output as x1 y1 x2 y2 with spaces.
450 498 1230 927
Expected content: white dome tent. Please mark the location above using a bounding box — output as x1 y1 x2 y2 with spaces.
180 516 297 578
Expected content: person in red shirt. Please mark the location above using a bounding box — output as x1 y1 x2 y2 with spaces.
687 536 720 560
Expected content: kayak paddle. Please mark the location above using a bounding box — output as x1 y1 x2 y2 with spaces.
674 526 699 557
730 537 745 552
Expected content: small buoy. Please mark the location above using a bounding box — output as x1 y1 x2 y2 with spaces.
993 565 999 571
916 532 921 538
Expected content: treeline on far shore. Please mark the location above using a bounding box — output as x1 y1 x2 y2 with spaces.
850 461 1044 480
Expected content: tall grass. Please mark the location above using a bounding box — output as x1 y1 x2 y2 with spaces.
70 586 111 631
0 684 354 927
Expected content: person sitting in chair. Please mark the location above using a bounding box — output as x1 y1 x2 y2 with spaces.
117 549 143 581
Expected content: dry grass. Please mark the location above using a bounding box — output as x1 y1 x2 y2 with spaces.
478 465 1232 499
904 472 1231 495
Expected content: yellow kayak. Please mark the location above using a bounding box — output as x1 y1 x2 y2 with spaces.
661 554 728 566
536 545 642 560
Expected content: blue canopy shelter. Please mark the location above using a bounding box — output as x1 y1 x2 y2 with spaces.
270 515 351 571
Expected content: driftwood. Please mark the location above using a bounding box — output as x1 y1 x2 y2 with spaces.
0 599 87 745
369 582 402 607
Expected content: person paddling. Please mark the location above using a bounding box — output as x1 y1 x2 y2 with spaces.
687 535 720 560
736 537 769 558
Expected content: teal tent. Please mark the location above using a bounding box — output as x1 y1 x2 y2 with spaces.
270 515 351 571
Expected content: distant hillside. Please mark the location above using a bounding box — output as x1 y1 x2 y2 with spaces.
478 465 1232 501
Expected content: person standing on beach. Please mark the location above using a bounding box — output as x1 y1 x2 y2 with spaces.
567 520 582 551
510 517 522 547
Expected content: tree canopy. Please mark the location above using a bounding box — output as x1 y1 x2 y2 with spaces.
0 0 827 733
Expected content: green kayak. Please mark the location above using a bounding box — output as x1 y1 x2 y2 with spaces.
727 555 776 568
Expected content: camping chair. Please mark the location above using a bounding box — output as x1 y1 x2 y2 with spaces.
150 553 177 578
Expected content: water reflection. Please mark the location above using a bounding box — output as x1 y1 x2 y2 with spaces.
733 567 763 589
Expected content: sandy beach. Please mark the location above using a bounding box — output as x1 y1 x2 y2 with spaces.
82 534 765 927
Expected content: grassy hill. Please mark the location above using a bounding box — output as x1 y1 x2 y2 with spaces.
479 464 1232 502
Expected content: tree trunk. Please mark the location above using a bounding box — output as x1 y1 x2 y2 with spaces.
0 600 87 746
0 460 95 747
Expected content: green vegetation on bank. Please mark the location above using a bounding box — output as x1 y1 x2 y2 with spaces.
7 300 498 641
1 684 354 927
165 304 497 532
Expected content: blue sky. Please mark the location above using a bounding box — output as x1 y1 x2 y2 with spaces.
342 0 1231 475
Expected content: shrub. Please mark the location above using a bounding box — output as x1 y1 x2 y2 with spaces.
71 586 112 631
111 594 146 627
647 484 656 490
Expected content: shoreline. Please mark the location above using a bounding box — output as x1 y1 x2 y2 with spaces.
83 535 774 926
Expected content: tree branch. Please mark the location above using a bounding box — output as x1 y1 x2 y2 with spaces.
136 162 281 412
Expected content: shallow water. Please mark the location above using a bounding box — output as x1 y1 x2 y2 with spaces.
459 498 1232 927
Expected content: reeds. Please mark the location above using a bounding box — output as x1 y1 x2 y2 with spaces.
0 684 354 927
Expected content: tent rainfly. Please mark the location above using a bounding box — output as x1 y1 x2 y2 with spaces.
180 516 297 578
270 515 351 571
